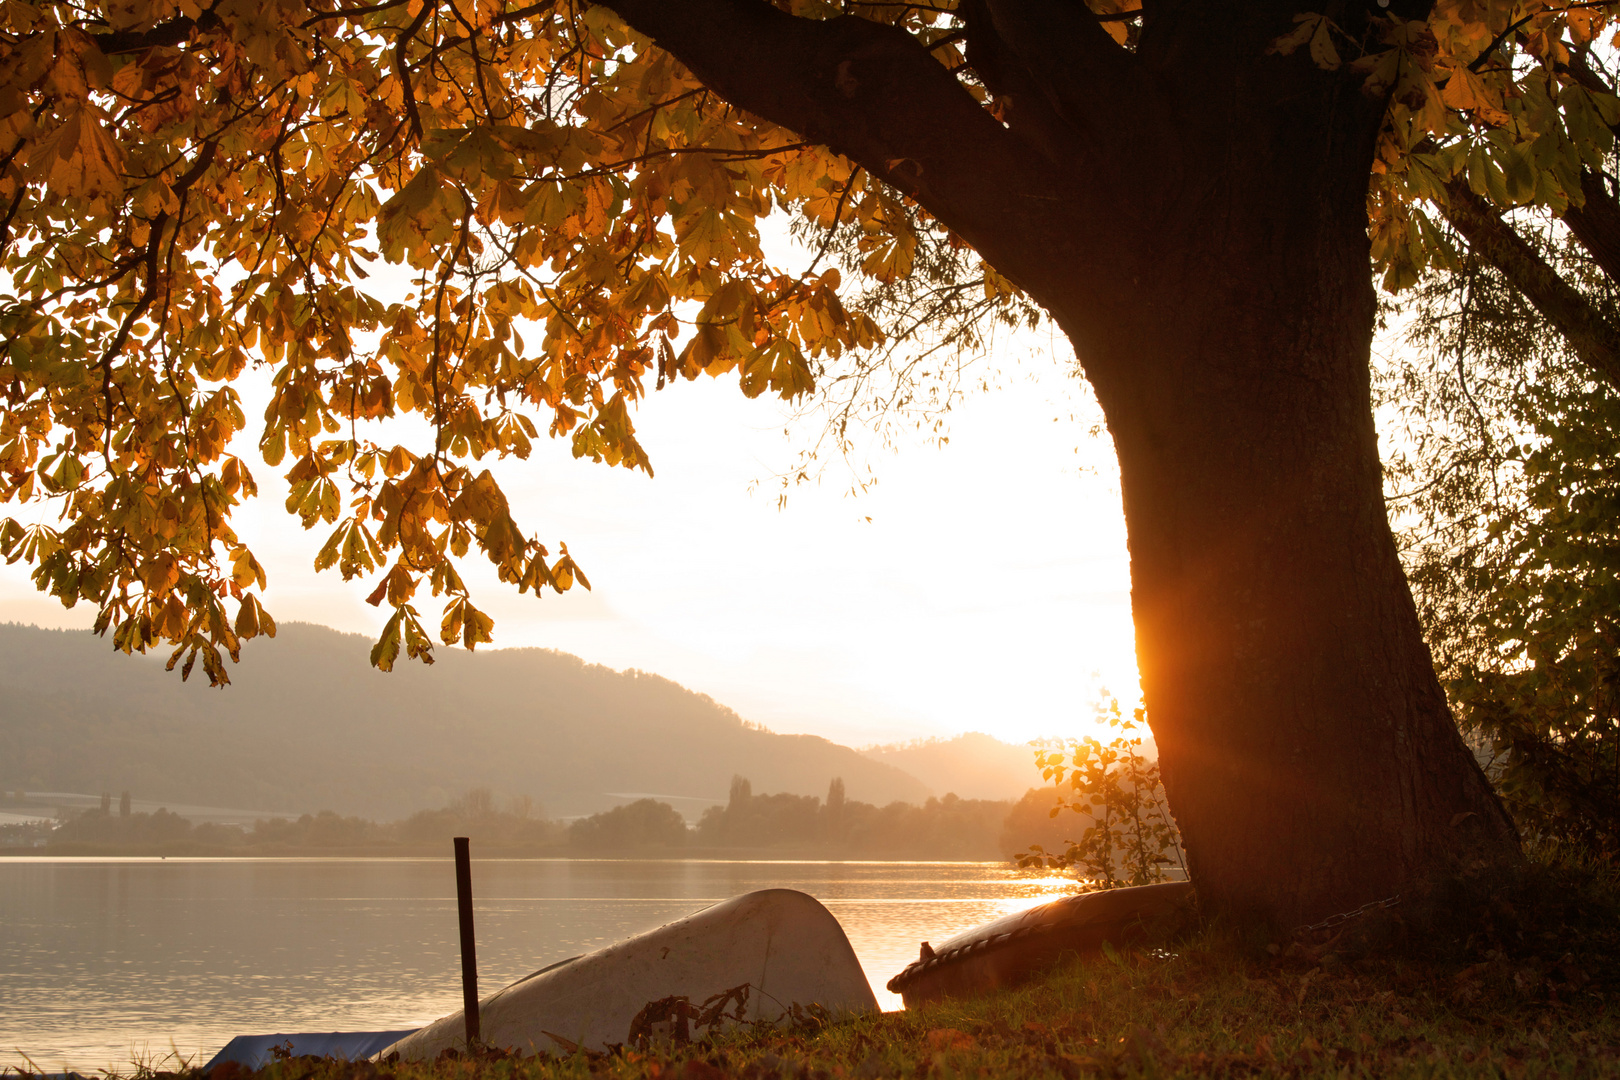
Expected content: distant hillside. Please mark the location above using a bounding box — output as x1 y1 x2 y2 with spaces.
0 622 930 819
860 731 1041 801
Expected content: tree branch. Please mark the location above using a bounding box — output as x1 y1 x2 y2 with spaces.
1466 11 1534 74
89 16 205 54
1547 50 1620 289
1562 169 1620 289
600 0 1090 303
958 1 1080 169
1442 177 1620 391
395 0 435 142
976 0 1136 129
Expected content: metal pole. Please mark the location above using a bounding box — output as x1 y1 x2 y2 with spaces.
453 836 480 1047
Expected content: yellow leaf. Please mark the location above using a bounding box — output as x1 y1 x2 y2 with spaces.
1268 14 1318 57
1308 18 1340 71
1441 67 1510 126
449 469 507 526
24 104 125 201
860 231 916 283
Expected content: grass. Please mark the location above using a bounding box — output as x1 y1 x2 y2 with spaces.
22 859 1620 1079
195 941 1620 1080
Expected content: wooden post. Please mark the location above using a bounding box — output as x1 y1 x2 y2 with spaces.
453 836 480 1047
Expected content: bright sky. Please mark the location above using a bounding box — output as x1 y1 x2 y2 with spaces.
0 242 1141 749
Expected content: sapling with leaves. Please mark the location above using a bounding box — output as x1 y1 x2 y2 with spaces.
1019 697 1184 892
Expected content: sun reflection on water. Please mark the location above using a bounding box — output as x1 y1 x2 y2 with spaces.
987 874 1078 919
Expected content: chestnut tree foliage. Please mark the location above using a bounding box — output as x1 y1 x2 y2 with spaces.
1 0 890 679
2 0 1619 688
1365 16 1620 858
1386 227 1620 859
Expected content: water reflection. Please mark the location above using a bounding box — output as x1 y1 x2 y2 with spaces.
0 858 1073 1073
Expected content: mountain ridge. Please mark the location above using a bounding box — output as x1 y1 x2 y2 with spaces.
0 621 935 819
860 731 1042 802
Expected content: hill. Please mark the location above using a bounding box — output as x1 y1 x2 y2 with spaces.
0 622 929 820
860 732 1041 801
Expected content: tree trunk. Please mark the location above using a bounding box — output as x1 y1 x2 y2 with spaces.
605 0 1523 931
1070 237 1521 928
1048 36 1521 930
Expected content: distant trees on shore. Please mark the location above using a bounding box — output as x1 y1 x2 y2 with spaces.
691 776 1013 859
14 778 1078 861
29 789 566 853
52 807 197 846
569 799 690 850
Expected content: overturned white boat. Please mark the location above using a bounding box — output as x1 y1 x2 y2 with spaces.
381 888 877 1059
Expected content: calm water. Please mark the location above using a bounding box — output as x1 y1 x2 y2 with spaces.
0 858 1072 1073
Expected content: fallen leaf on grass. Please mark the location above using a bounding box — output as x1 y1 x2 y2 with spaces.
925 1028 975 1052
683 1061 727 1080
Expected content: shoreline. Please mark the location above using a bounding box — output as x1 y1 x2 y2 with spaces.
0 844 1020 862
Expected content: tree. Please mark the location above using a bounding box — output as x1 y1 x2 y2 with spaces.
11 0 1620 925
568 797 689 849
1450 385 1620 860
1383 228 1620 861
1363 31 1620 862
825 775 844 838
696 785 821 846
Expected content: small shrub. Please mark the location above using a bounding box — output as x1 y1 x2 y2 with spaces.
1019 695 1184 890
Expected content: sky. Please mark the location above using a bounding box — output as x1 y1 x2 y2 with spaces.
0 349 1138 748
0 259 1143 752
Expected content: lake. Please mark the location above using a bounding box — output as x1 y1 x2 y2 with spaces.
0 858 1074 1073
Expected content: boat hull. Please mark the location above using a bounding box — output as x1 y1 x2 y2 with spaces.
886 881 1197 1007
381 888 877 1058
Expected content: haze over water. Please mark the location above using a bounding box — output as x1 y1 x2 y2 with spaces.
2 858 1073 1073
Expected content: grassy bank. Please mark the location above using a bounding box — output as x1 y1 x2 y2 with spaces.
170 936 1616 1080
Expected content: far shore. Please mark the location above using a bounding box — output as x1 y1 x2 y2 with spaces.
0 843 1018 861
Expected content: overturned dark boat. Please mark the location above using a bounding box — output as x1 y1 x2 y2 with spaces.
203 1031 417 1071
886 881 1197 1007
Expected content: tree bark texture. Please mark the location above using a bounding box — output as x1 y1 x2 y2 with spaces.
1562 168 1620 287
606 0 1523 928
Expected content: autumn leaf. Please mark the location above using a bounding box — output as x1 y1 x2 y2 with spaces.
24 104 126 200
1441 67 1511 126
